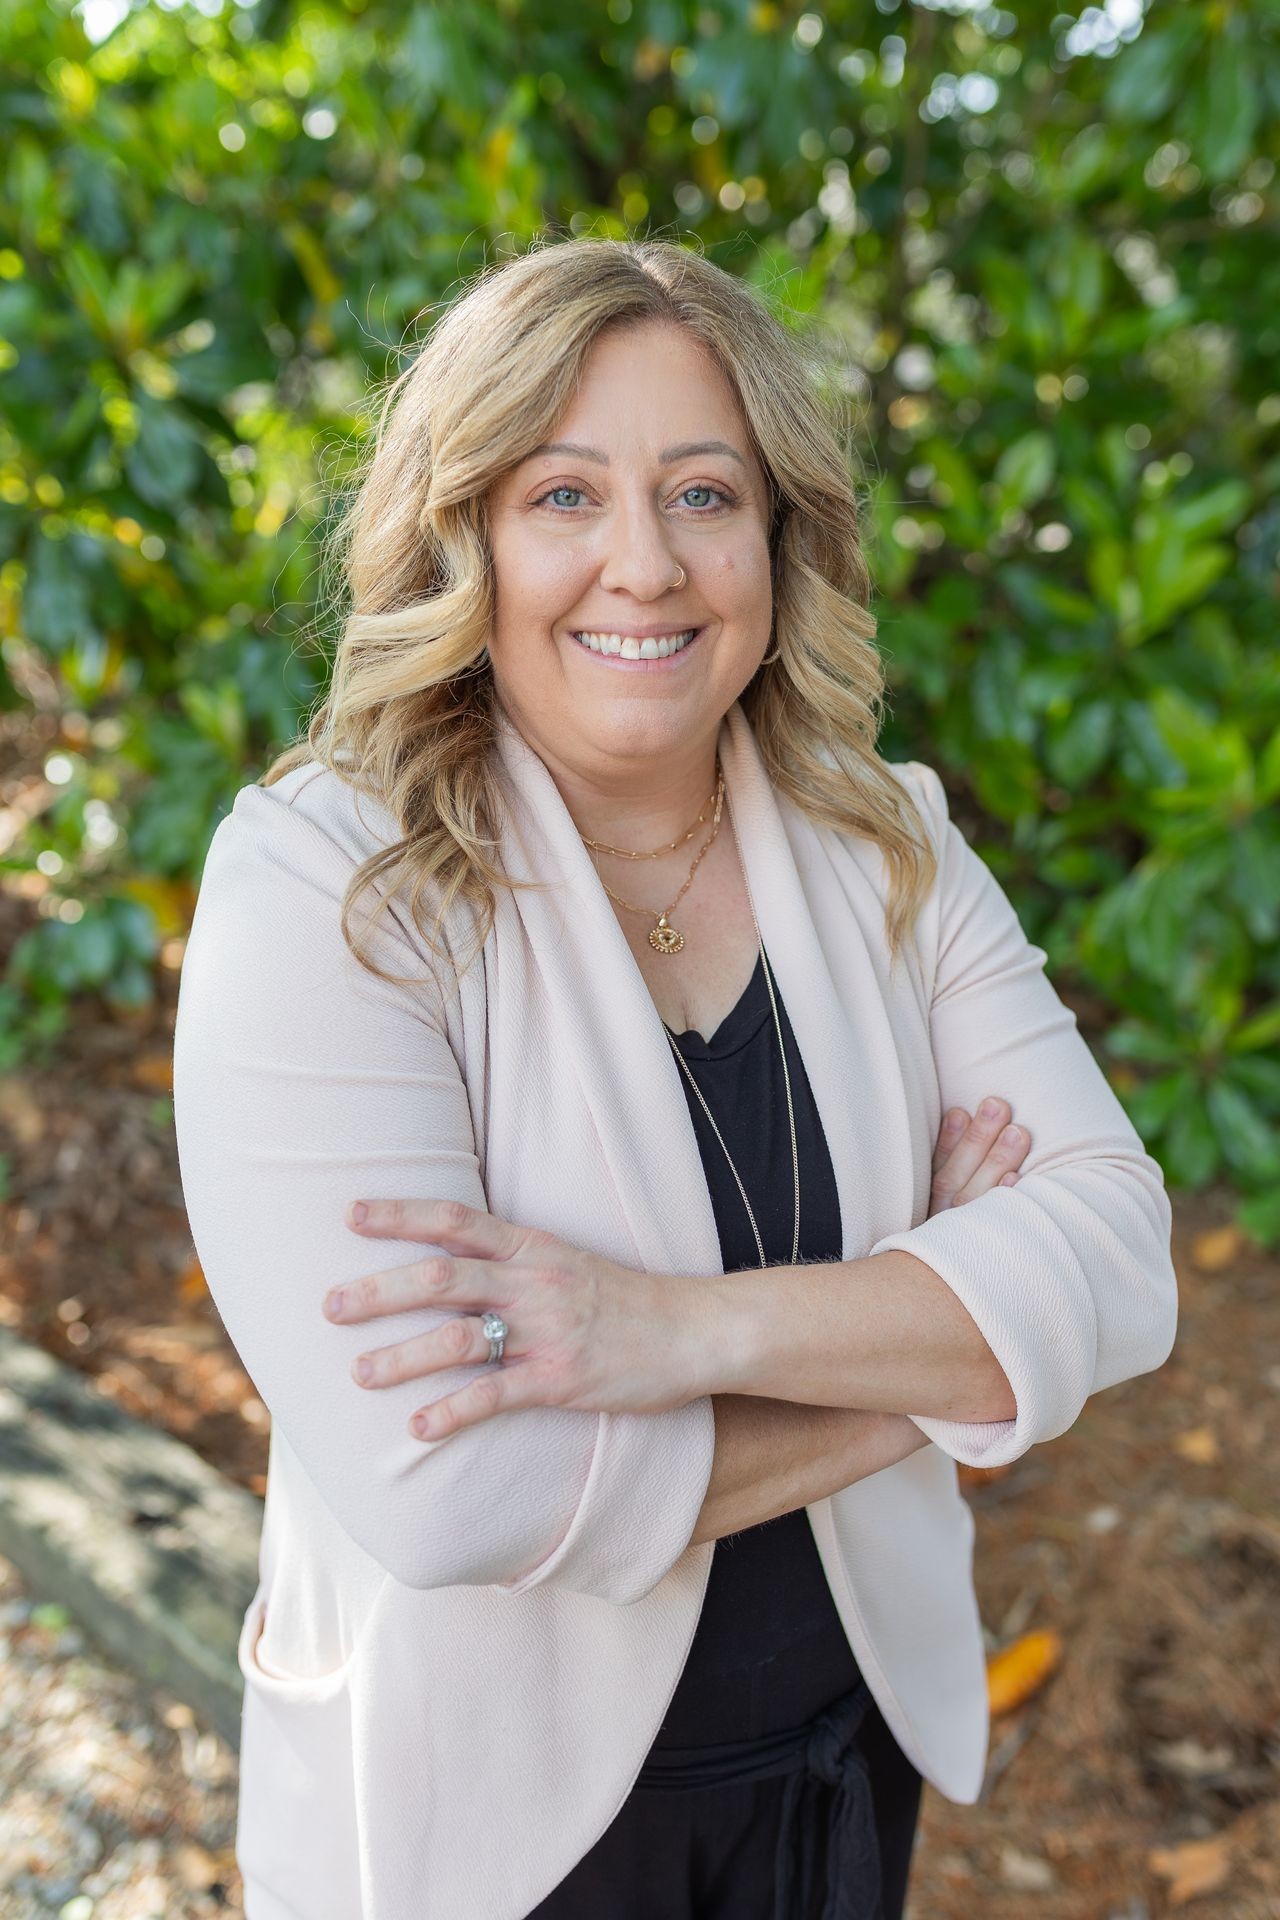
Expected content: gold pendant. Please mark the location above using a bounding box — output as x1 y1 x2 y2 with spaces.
650 914 684 955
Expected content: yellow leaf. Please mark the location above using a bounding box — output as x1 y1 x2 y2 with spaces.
118 875 197 940
1174 1425 1219 1464
986 1627 1062 1716
178 1255 207 1302
1190 1224 1242 1272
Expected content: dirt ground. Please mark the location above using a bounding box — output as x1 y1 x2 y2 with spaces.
1 896 1278 1917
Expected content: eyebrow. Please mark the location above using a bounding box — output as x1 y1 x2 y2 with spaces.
526 439 748 469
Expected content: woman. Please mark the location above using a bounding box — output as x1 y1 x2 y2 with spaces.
172 236 1178 1920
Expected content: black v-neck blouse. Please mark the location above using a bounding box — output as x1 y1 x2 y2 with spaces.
645 945 865 1750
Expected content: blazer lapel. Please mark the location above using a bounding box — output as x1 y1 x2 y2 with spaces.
492 700 915 1284
713 703 917 1263
493 707 722 1279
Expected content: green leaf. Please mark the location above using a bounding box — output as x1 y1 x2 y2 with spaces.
1104 19 1199 122
994 432 1056 513
1165 1091 1221 1186
1164 480 1251 544
1206 1079 1280 1180
21 534 97 656
125 394 203 508
1259 728 1280 803
1045 699 1116 786
1149 687 1249 791
1105 1021 1185 1066
1124 1066 1196 1137
1230 1002 1280 1055
1187 29 1260 183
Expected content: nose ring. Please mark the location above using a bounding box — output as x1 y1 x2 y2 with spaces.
671 564 686 590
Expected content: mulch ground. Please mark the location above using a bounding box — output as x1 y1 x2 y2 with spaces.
1 813 1277 1915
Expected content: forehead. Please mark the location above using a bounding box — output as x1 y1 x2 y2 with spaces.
525 438 749 470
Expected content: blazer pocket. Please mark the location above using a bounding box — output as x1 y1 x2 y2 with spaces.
237 1584 359 1706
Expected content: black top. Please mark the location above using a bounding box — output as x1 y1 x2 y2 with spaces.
645 945 864 1751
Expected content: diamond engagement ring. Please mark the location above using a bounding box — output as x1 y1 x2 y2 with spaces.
482 1311 508 1364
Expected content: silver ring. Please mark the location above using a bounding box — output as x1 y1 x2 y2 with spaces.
482 1311 508 1364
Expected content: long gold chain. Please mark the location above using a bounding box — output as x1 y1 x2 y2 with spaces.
592 764 725 956
664 934 801 1269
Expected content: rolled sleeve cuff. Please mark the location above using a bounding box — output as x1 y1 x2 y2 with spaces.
868 1186 1098 1470
496 1395 718 1605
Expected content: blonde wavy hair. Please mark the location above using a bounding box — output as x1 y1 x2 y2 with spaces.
261 233 936 990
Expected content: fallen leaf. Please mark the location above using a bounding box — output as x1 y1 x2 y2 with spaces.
1174 1425 1219 1464
987 1627 1063 1716
177 1255 208 1301
1149 1736 1234 1780
998 1843 1057 1891
1190 1224 1243 1273
132 1049 174 1094
1148 1835 1231 1904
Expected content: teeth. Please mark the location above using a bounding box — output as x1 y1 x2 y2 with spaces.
572 629 696 659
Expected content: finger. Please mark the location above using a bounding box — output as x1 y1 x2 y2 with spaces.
931 1109 970 1177
345 1196 525 1262
325 1254 511 1324
409 1365 522 1443
930 1096 1012 1208
353 1310 496 1389
950 1124 1031 1207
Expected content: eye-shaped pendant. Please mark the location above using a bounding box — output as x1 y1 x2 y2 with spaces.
650 915 685 954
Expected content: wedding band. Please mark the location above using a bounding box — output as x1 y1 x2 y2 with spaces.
482 1311 508 1364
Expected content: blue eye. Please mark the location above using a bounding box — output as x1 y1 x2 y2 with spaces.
533 483 736 515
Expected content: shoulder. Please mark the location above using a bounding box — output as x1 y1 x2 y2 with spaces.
879 757 950 836
210 760 408 878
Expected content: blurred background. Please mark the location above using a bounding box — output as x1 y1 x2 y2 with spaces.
0 1 1277 1915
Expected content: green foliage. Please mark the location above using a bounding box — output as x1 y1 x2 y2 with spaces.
1 0 1277 1238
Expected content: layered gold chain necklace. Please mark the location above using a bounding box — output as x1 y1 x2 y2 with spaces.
579 760 726 955
579 758 800 1267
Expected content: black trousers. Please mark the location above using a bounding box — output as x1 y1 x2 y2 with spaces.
525 1611 924 1919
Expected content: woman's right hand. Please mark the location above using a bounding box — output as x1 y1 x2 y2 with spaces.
929 1097 1029 1216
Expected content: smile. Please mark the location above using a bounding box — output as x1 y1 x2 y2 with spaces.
569 627 702 664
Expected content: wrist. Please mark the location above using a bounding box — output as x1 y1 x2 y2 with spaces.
683 1264 781 1398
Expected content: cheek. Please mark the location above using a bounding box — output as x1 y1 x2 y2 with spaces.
713 538 771 605
493 535 585 616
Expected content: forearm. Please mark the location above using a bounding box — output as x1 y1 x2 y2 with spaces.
687 1393 933 1548
704 1250 1018 1421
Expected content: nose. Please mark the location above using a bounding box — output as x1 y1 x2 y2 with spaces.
595 494 684 599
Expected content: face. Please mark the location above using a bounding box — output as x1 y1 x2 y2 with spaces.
485 319 774 787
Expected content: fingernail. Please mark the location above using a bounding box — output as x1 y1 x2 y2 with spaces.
324 1289 345 1319
1002 1125 1022 1143
349 1202 368 1226
354 1357 373 1384
944 1111 964 1130
980 1099 1001 1120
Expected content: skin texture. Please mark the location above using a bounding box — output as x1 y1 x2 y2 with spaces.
323 320 1031 1456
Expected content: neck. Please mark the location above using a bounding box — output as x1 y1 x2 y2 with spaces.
502 710 725 854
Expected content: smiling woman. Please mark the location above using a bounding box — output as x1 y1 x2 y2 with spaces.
172 233 1177 1920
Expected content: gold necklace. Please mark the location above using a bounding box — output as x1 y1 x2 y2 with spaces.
579 774 720 861
664 933 801 1268
592 764 726 955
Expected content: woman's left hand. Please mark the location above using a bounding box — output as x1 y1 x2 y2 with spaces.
323 1198 707 1442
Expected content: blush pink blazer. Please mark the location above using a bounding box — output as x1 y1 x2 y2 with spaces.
172 699 1177 1920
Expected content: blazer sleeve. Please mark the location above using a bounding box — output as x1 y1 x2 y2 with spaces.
866 761 1179 1468
172 781 716 1606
